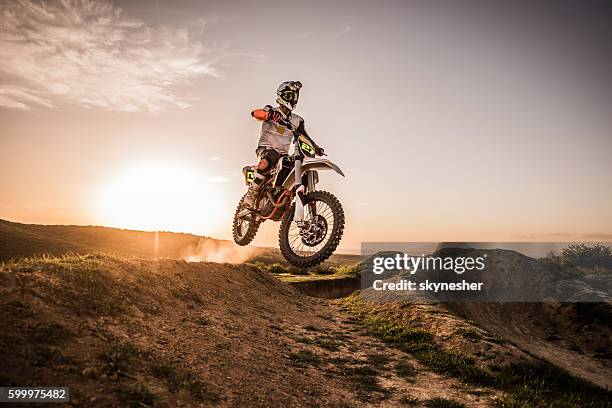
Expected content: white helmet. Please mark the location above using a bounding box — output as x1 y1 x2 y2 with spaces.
276 81 302 111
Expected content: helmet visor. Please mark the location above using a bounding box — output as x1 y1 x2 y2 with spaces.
280 90 298 104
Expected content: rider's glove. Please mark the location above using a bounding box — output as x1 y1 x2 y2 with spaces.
268 111 282 123
315 146 325 156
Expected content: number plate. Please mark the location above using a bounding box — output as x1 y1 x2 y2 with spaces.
245 169 254 184
298 135 316 157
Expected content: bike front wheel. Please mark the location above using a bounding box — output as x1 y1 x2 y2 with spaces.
278 191 345 267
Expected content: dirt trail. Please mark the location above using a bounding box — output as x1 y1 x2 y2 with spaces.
1 254 501 407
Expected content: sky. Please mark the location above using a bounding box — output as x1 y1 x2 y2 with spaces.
1 0 611 250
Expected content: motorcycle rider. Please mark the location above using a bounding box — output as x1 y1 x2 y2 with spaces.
243 81 324 208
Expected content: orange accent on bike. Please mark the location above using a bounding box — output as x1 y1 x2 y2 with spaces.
261 189 294 220
251 109 269 121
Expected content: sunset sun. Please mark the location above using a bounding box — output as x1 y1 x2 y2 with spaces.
95 162 225 233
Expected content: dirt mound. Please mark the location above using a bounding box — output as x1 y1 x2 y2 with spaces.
359 248 612 388
1 244 608 406
438 249 612 389
448 302 612 389
0 254 325 406
0 254 505 407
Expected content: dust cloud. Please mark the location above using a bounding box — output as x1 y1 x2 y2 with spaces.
181 238 255 264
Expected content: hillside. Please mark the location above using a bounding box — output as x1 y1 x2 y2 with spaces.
0 219 212 261
359 248 612 389
1 221 610 407
0 254 502 407
1 253 610 407
0 219 361 267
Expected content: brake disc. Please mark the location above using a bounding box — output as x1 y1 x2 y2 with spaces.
301 214 328 247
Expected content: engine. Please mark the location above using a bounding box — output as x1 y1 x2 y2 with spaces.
257 194 275 218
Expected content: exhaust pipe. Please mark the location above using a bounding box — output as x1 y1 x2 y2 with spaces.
267 191 290 208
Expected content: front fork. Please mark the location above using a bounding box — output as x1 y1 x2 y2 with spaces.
294 157 306 223
293 157 317 224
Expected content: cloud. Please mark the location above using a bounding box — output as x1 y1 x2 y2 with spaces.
582 233 612 240
206 176 229 183
513 232 612 240
0 0 222 112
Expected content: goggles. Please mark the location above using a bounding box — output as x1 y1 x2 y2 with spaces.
280 90 298 103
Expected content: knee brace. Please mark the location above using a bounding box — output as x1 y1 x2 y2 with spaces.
257 158 272 173
257 149 280 175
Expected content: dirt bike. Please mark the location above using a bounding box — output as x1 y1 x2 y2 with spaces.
232 118 345 267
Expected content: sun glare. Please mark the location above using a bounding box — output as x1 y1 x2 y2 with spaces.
95 162 225 233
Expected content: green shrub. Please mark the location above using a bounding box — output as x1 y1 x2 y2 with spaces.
425 398 466 408
544 244 612 270
116 384 156 408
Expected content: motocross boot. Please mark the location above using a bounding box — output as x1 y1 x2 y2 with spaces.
243 172 267 208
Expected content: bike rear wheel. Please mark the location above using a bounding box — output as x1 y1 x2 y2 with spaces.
233 194 261 246
279 191 344 267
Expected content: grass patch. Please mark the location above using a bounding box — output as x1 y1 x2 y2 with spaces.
151 364 182 392
399 394 420 405
249 260 362 280
366 353 390 369
248 262 297 275
2 300 34 317
314 337 342 352
343 294 612 407
394 361 417 380
417 349 493 386
335 262 362 278
171 287 203 305
337 364 387 400
293 335 313 345
4 254 163 316
493 360 611 408
15 254 129 316
116 383 156 408
28 322 72 344
326 355 388 400
185 378 219 402
425 397 467 408
268 263 292 274
287 350 322 368
311 265 336 275
327 356 353 367
31 346 61 366
151 363 218 401
99 342 142 377
487 335 509 345
343 294 492 387
293 334 342 351
269 323 283 331
455 326 481 341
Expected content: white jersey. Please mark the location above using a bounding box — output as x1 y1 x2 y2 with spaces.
257 106 303 155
